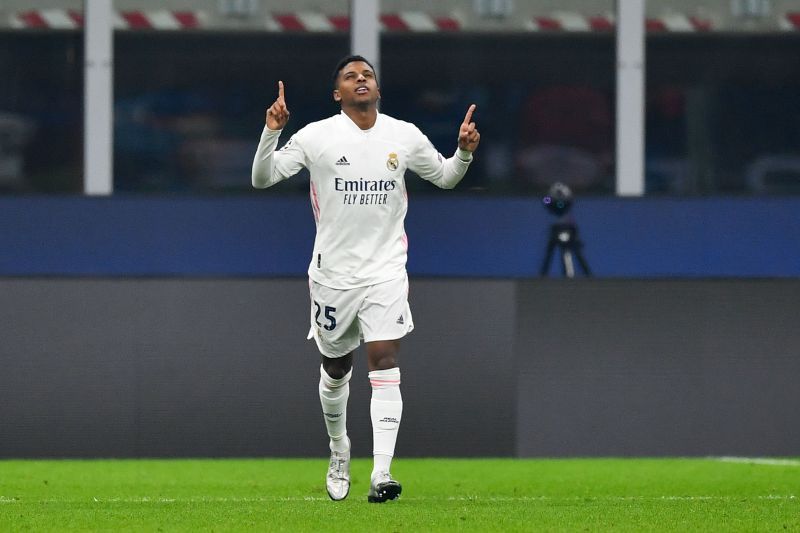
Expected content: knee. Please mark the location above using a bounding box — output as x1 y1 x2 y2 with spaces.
322 355 352 380
369 348 397 371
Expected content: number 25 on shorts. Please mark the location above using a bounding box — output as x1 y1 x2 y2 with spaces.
313 301 337 331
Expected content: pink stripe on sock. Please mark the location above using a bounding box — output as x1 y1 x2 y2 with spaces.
370 379 401 389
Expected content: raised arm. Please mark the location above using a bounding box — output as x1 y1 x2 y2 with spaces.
409 104 481 189
252 81 305 189
458 104 481 153
266 80 290 131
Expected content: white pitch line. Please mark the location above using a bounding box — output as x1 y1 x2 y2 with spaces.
446 495 797 502
1 495 797 504
713 457 800 467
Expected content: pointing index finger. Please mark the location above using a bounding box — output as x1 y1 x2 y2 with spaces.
462 104 476 125
278 80 285 102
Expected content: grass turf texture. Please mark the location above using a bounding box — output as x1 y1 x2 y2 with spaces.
1 458 797 531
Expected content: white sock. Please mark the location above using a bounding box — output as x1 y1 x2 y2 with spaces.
369 367 402 477
319 365 351 453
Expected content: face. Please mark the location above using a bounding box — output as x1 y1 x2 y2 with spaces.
333 61 380 108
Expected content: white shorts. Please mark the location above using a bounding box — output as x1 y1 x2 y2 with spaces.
307 275 414 358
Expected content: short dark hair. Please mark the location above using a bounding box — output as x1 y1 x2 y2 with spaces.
332 55 377 88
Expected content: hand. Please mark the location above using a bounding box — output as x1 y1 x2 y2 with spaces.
458 104 480 152
266 81 290 131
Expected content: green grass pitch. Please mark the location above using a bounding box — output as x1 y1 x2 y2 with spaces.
1 457 797 531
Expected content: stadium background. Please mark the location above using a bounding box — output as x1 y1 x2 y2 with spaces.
1 0 798 458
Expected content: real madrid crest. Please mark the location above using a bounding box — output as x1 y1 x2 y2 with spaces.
386 152 399 171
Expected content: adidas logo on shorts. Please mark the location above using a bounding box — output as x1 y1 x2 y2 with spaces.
335 156 350 166
396 314 404 325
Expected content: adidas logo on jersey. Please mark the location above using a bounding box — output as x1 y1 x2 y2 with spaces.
396 315 404 325
335 156 350 166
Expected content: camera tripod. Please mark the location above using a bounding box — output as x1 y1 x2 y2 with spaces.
540 221 591 278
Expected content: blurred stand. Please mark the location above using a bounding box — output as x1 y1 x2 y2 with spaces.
0 112 35 192
2 1 800 194
540 182 591 278
516 85 613 194
745 154 800 194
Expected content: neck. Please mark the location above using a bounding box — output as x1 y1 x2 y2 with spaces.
342 104 378 130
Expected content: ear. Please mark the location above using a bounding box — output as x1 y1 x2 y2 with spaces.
333 89 341 102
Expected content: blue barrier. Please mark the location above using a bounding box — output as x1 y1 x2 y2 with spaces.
1 196 798 277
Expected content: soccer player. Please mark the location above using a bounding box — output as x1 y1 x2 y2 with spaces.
251 55 480 502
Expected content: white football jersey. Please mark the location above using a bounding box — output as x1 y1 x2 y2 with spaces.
252 111 472 289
